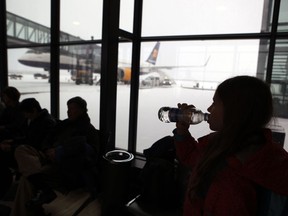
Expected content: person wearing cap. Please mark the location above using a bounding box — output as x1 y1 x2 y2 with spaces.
11 96 101 216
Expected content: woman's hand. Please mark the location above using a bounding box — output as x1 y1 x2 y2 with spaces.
175 103 195 135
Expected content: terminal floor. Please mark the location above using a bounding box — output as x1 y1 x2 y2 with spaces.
0 181 102 216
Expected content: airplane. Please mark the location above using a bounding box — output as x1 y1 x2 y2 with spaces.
18 42 162 85
18 42 209 86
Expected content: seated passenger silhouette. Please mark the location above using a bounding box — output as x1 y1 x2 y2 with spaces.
12 96 100 216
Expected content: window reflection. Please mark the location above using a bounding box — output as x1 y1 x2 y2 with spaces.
59 44 101 128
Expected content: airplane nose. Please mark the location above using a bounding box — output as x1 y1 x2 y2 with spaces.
18 58 25 64
18 58 28 66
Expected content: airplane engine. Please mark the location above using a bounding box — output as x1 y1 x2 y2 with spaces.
118 67 131 84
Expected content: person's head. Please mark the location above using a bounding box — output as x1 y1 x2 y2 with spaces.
189 76 273 200
207 75 273 133
20 98 42 120
67 96 87 121
1 86 21 106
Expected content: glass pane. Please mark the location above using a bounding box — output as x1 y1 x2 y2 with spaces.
7 0 50 46
115 42 133 150
278 0 288 32
142 0 272 36
59 44 101 129
270 39 288 117
120 0 134 33
60 0 103 41
136 40 269 153
270 39 288 150
8 48 51 111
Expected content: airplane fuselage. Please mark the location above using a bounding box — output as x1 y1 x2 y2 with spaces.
18 52 77 71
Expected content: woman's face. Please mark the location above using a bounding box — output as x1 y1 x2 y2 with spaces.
207 92 224 131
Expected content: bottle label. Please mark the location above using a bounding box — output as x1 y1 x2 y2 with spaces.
168 108 181 122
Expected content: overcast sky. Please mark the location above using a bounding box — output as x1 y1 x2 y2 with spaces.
7 0 265 39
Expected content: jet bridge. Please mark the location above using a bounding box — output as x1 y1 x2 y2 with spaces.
6 11 82 52
6 11 100 85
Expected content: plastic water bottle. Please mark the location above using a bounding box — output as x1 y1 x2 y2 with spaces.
158 106 209 124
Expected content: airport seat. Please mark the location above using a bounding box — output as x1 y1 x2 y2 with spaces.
44 130 107 216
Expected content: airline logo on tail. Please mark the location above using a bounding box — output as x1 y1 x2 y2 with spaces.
146 41 160 65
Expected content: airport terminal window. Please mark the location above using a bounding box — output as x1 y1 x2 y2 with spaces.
6 1 51 115
2 0 288 154
141 0 271 36
60 0 103 41
6 0 50 45
58 44 101 128
135 40 271 153
270 39 288 119
7 48 51 112
119 0 134 33
115 42 133 150
278 0 288 32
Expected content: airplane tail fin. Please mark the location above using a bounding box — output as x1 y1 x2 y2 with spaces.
146 42 160 65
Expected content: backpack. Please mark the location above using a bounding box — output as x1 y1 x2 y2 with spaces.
139 136 178 208
140 157 177 207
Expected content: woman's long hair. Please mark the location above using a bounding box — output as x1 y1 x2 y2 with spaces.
188 76 273 200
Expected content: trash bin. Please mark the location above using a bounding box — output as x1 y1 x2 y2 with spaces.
101 150 134 215
104 150 134 164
